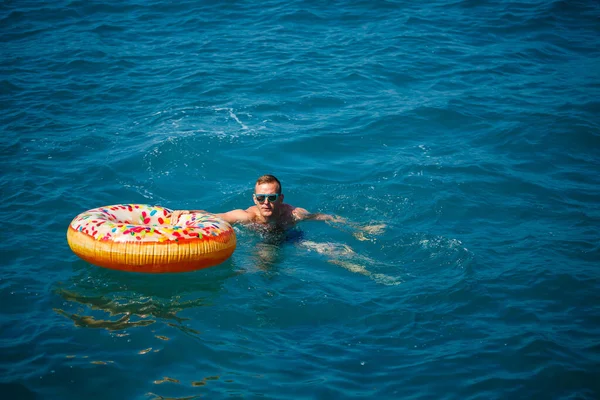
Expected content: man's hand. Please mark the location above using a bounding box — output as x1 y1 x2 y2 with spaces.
326 215 348 224
169 209 208 224
169 210 189 224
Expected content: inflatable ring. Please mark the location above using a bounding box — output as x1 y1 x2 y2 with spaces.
67 204 236 273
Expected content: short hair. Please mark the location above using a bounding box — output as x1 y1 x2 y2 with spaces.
255 174 282 194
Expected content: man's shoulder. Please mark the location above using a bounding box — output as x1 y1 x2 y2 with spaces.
244 206 262 220
245 205 259 214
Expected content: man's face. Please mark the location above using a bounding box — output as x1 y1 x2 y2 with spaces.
254 182 283 219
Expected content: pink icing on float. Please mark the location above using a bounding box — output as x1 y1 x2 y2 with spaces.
67 204 236 273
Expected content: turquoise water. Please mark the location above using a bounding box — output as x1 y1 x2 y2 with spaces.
2 0 600 398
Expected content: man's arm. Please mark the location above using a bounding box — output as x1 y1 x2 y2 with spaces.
292 207 346 223
214 209 253 225
170 209 252 225
291 207 385 241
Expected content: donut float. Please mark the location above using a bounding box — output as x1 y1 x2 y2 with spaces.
67 204 236 273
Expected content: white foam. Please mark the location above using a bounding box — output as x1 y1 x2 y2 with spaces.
214 107 249 130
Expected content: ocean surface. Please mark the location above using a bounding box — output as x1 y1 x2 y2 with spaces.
1 0 599 398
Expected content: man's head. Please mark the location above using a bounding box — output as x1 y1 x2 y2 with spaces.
253 174 284 220
255 174 282 194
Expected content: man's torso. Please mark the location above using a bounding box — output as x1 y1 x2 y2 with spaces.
245 204 298 230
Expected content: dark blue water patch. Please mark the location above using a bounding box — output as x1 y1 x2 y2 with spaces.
0 382 38 400
2 0 600 398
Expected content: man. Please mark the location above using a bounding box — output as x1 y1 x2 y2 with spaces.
171 174 345 229
171 175 397 284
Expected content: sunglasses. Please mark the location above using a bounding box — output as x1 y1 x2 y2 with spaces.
254 193 281 203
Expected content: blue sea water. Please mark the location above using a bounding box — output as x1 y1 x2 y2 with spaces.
1 0 600 398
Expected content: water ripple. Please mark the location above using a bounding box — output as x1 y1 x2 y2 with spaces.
2 0 599 398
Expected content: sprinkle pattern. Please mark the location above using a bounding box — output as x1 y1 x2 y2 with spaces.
69 204 232 243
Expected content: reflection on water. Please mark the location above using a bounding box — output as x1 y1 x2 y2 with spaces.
90 360 114 365
147 374 220 400
66 260 239 297
64 354 116 366
146 394 201 400
154 377 180 385
191 375 219 387
52 262 237 337
151 375 220 387
166 322 201 336
54 307 155 330
55 288 190 322
53 286 212 336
